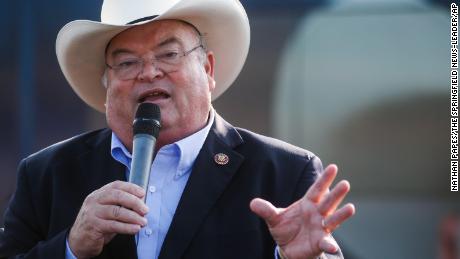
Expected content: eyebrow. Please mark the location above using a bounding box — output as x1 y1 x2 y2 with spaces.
157 36 182 48
110 36 183 58
110 48 135 58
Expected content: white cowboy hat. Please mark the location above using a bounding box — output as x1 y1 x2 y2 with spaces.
56 0 250 113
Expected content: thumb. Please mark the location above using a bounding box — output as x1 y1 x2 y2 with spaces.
249 198 280 227
319 235 339 254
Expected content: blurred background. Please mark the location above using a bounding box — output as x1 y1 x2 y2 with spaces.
0 0 457 258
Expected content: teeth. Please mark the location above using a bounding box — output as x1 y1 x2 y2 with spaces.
140 91 169 102
147 91 167 97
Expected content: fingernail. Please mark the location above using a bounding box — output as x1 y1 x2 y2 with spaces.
142 217 148 226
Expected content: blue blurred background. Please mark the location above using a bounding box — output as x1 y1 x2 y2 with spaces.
1 0 457 258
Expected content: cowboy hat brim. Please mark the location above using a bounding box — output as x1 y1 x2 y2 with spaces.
56 0 250 113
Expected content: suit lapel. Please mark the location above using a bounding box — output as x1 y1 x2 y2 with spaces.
78 129 138 259
78 129 127 193
159 114 244 259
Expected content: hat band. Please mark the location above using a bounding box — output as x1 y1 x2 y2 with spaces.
127 15 159 25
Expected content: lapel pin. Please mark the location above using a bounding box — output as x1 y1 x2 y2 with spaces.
214 153 229 165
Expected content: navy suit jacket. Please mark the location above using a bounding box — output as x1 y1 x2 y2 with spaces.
0 114 343 259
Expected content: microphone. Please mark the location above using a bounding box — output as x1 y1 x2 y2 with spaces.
129 103 161 191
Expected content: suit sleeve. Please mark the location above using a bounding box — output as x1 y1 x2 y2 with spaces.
293 155 344 259
0 159 68 259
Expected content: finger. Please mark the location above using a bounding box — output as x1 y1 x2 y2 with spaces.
317 180 351 216
305 164 338 203
106 180 146 199
97 218 142 235
97 189 149 215
319 235 339 254
249 198 281 228
323 203 355 231
95 205 148 227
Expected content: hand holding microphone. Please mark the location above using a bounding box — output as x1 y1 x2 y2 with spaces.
68 103 160 258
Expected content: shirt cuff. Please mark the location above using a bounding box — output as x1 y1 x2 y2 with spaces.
65 237 78 259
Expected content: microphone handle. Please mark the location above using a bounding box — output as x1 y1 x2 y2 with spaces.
129 134 156 192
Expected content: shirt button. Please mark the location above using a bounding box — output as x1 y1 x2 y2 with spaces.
149 185 156 193
145 228 152 236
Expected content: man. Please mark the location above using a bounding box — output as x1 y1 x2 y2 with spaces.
0 0 355 258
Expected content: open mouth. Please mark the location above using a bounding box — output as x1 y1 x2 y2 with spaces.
138 89 171 103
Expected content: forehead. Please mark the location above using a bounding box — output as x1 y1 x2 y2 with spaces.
106 20 200 54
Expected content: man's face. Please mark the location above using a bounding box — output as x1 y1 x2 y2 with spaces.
105 20 215 149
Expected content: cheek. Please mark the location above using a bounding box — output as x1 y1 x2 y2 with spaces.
163 64 212 122
106 87 122 110
105 88 120 121
175 82 209 111
105 84 134 120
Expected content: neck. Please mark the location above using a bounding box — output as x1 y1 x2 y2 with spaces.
113 110 212 153
154 112 211 150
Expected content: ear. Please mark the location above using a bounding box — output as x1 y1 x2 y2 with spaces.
205 51 216 91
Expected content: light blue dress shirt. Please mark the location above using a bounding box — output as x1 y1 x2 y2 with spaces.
66 111 214 259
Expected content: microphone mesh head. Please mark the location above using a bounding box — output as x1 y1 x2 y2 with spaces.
133 103 161 136
135 102 160 120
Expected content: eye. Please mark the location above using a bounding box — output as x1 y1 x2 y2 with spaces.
156 51 179 61
116 60 140 68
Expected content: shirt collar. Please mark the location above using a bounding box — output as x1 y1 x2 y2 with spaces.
111 109 215 177
174 110 214 177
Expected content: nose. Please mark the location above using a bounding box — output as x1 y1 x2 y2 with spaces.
137 61 164 82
